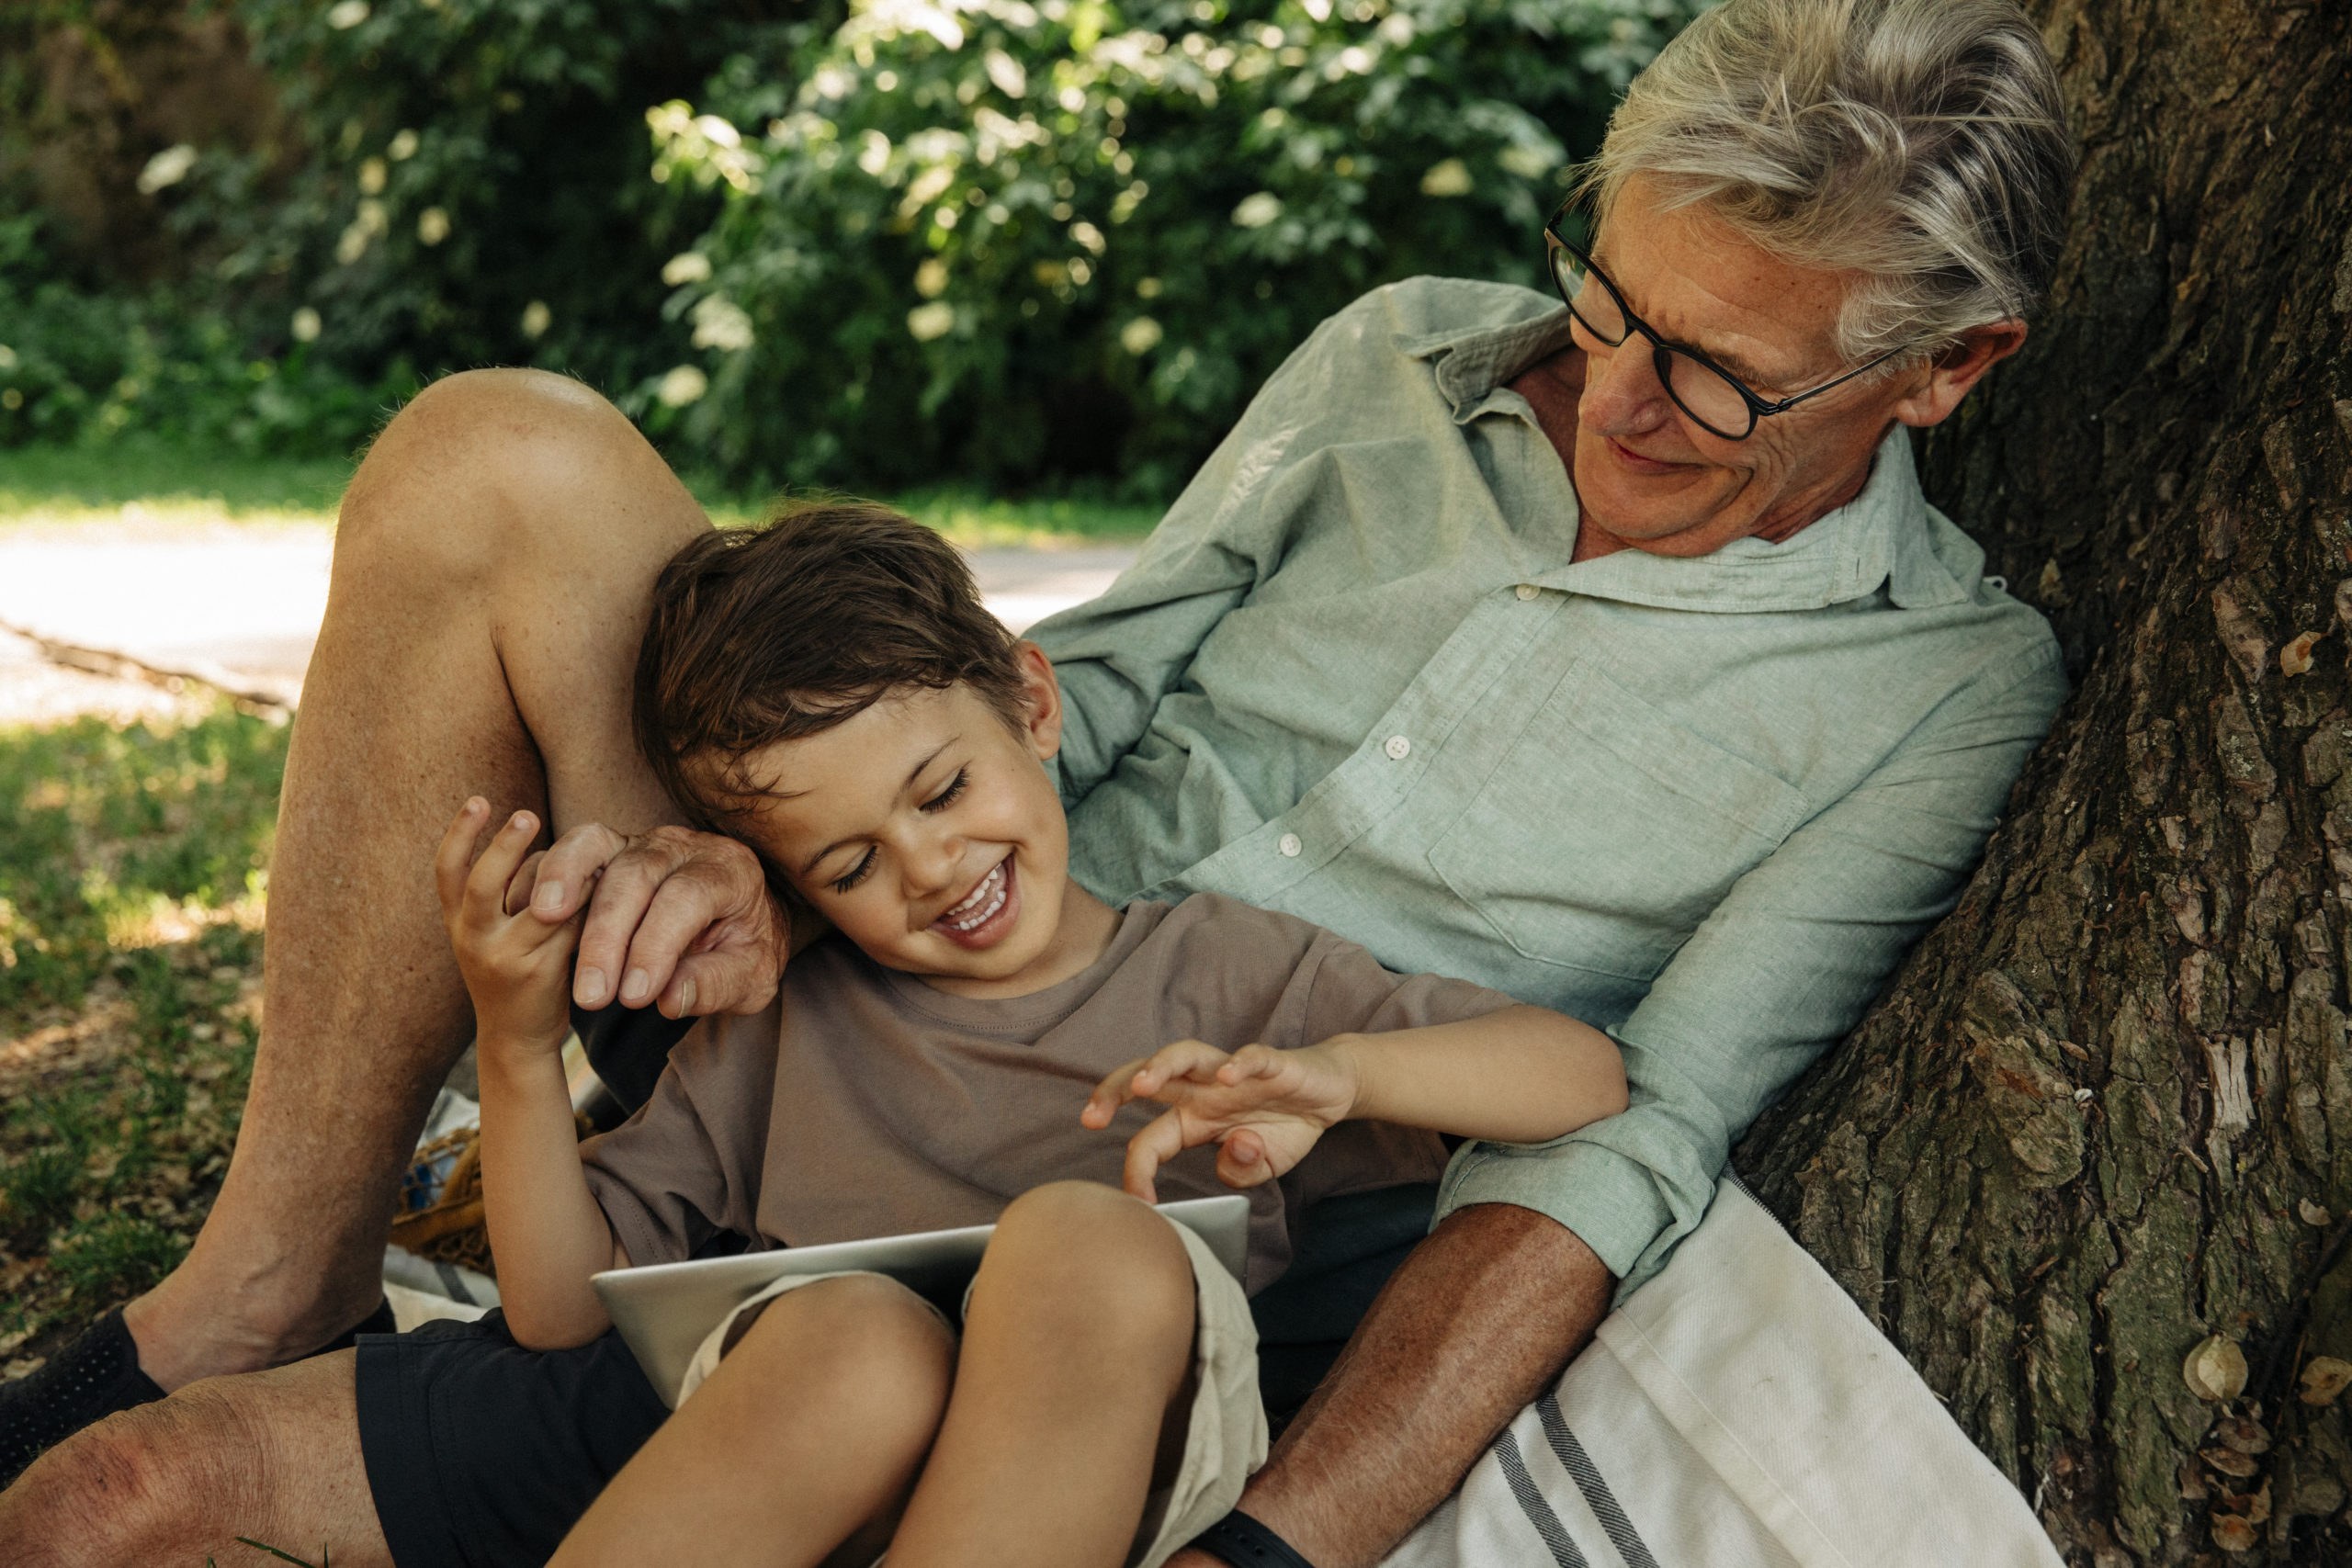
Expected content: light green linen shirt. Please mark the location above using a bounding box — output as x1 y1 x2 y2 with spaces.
1028 276 2066 1294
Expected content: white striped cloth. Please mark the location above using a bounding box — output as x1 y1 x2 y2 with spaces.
1385 1179 2060 1568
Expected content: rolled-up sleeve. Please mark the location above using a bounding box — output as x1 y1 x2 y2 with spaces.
1434 638 2068 1295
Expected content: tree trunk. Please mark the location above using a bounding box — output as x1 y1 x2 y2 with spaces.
1734 2 2352 1563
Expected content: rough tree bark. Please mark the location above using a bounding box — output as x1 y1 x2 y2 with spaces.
1736 2 2352 1564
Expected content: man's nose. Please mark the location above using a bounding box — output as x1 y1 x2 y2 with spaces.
1580 338 1675 436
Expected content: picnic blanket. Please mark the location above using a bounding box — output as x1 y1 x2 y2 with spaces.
1383 1177 2058 1568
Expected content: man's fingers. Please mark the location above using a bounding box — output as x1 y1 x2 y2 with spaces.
661 948 779 1021
1122 1110 1189 1203
504 850 549 918
574 852 673 1008
531 822 631 924
619 874 734 1011
433 798 491 918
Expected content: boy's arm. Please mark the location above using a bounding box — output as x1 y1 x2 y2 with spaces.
436 800 626 1349
1089 1005 1626 1200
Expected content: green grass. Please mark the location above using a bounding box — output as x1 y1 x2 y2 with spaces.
0 700 279 1365
0 441 1164 547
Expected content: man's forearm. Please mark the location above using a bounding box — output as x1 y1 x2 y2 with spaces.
1178 1201 1614 1568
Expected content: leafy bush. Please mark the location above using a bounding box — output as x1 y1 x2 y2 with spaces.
642 0 1692 494
0 0 1692 491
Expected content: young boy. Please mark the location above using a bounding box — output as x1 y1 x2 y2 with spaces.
424 503 1627 1568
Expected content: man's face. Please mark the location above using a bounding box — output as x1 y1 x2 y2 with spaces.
1562 176 1952 557
717 658 1080 999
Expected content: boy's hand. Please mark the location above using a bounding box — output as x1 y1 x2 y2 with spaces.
1082 1040 1362 1202
435 799 582 1055
515 822 788 1021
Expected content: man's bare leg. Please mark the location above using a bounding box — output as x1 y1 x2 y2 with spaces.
125 370 711 1387
0 1351 390 1568
553 1275 954 1568
1163 1203 1613 1568
888 1182 1200 1568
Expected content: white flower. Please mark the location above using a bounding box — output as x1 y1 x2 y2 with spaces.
906 301 956 342
662 251 713 286
325 0 370 28
689 296 755 352
983 50 1027 98
358 157 388 195
1119 316 1163 355
136 144 198 195
388 129 420 161
290 308 322 344
1498 143 1556 181
335 223 371 265
0 344 18 370
1419 159 1473 197
520 301 552 340
416 208 450 245
1231 192 1283 229
914 257 949 299
655 365 709 407
1069 220 1106 256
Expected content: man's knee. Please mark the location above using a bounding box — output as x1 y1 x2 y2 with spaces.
0 1382 264 1566
336 367 657 581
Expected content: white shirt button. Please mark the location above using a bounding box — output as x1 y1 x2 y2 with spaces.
1514 582 1540 601
1277 832 1303 858
1383 734 1411 761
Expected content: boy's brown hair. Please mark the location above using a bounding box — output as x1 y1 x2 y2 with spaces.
634 502 1028 844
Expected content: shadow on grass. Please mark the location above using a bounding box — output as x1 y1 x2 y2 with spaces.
0 700 286 1366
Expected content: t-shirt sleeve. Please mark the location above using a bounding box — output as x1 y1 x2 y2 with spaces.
578 1016 767 1267
1293 929 1522 1044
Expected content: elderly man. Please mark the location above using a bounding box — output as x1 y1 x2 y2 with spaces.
0 0 2074 1562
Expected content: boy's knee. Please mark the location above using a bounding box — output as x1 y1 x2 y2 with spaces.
986 1182 1197 1341
737 1273 955 1405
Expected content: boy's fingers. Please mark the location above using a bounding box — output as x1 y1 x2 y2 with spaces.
1122 1110 1188 1203
1222 1043 1282 1083
504 850 549 917
463 810 542 923
1139 1039 1227 1092
1084 1056 1153 1125
433 798 491 917
1216 1129 1276 1190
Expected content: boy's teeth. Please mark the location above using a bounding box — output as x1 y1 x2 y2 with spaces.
942 861 1007 929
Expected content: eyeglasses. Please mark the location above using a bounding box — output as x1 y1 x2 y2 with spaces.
1542 209 1908 441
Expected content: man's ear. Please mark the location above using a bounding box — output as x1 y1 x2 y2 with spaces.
1012 641 1064 760
1892 319 2029 429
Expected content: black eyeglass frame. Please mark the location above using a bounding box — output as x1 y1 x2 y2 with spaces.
1542 209 1909 441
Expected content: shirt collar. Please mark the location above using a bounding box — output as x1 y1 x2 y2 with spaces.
1401 310 1971 615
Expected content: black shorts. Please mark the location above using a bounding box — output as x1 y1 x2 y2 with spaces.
363 1021 1438 1568
356 1313 668 1568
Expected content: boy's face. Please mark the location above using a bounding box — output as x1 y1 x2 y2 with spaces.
714 646 1087 998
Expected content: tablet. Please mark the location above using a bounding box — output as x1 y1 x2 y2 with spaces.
594 1192 1251 1405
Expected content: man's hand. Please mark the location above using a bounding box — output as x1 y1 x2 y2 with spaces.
514 822 788 1020
1084 1040 1361 1201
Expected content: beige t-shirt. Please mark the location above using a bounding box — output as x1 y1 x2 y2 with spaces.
580 892 1518 1292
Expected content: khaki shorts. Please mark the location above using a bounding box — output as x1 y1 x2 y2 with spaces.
676 1215 1267 1568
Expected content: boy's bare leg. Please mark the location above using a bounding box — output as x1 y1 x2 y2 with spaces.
553 1275 954 1568
123 370 712 1388
0 1350 390 1568
888 1182 1200 1568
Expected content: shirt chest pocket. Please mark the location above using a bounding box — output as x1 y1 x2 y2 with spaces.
1426 660 1810 982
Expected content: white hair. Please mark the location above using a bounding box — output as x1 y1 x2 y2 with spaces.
1586 0 2075 362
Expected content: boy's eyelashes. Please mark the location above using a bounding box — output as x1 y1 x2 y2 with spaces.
823 767 973 897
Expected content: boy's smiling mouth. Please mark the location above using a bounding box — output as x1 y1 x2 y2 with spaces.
932 855 1017 948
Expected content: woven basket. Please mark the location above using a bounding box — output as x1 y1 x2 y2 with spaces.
387 1113 594 1278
